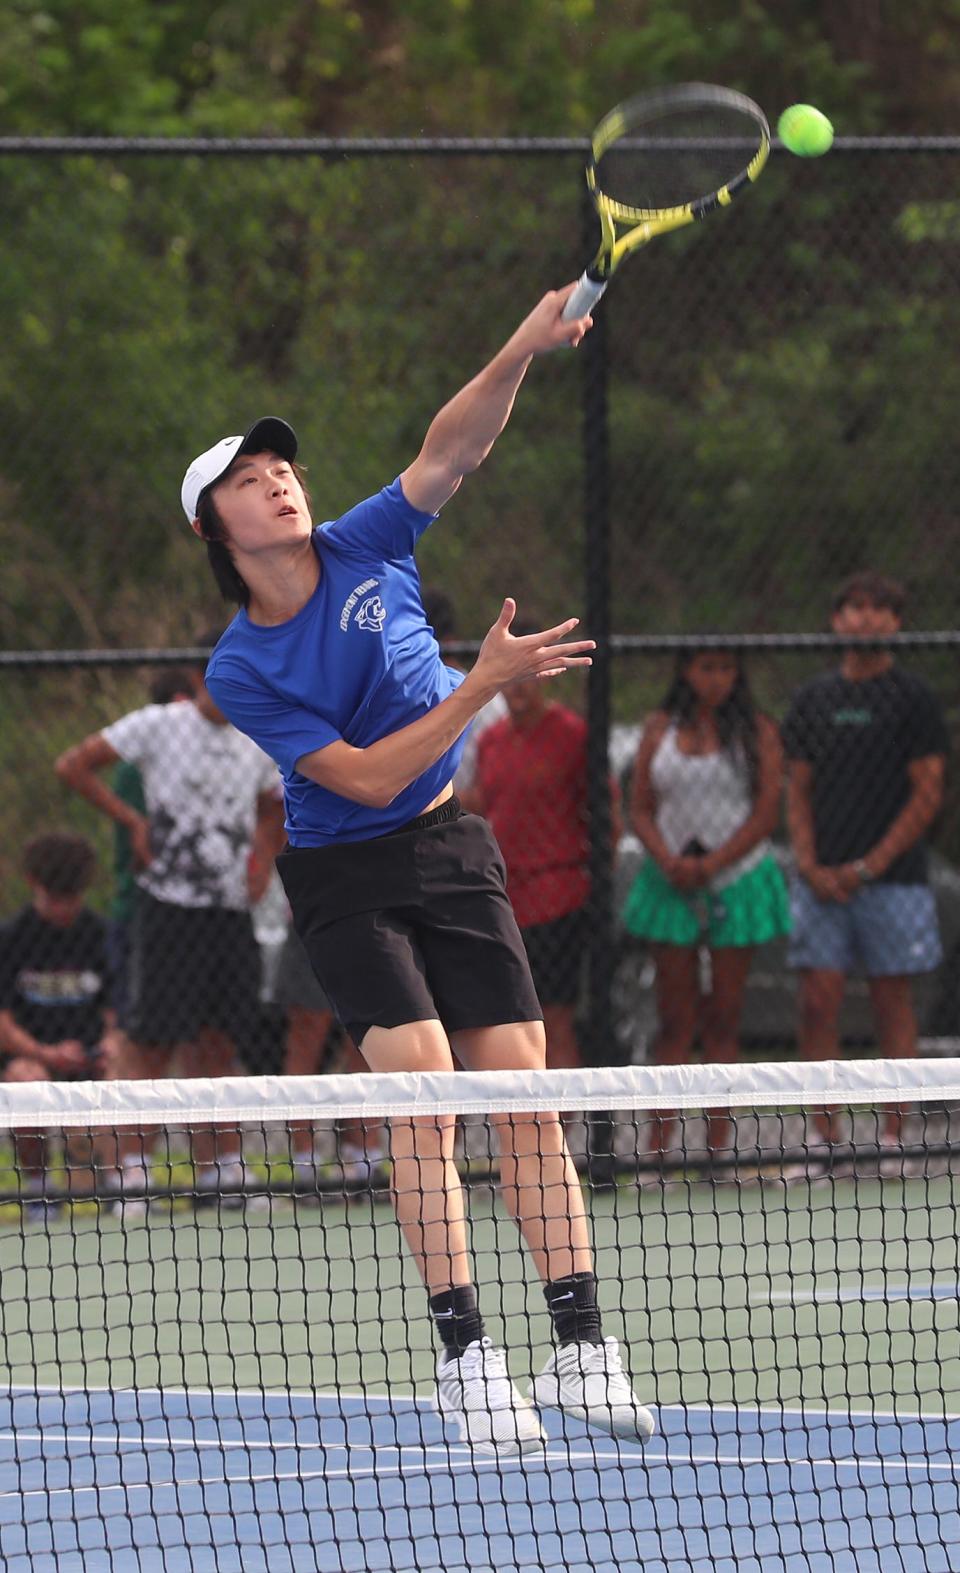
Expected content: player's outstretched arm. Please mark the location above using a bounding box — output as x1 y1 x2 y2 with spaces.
296 599 594 810
400 284 592 516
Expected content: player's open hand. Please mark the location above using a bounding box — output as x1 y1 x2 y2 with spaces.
469 598 595 697
514 286 593 355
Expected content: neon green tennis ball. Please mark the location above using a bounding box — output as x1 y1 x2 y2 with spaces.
777 103 834 157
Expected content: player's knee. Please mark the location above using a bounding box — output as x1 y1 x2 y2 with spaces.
450 1019 546 1074
499 1020 547 1073
361 1020 454 1075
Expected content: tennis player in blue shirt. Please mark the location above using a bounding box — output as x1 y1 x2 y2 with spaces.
182 284 654 1456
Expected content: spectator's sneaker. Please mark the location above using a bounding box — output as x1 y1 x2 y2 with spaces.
531 1337 655 1442
434 1337 546 1456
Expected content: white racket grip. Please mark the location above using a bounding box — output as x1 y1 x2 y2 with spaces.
562 273 608 321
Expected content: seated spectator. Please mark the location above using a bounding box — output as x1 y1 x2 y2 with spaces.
55 632 283 1199
624 649 789 1153
466 624 605 1073
783 571 947 1155
0 832 110 1205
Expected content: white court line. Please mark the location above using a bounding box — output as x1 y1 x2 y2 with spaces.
3 1444 959 1505
656 1400 960 1424
0 1432 488 1460
6 1386 960 1431
4 1417 957 1465
752 1284 960 1304
0 1382 428 1406
8 1386 960 1424
2 1450 581 1501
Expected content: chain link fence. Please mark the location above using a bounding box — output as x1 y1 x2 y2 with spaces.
2 140 960 1113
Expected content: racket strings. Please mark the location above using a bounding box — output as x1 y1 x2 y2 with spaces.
595 107 765 213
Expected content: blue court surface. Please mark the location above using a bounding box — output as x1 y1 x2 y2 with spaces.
2 1384 959 1573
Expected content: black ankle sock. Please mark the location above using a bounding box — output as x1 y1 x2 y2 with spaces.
429 1285 485 1360
543 1272 603 1346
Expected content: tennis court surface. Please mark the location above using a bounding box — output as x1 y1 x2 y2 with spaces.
1 1059 959 1572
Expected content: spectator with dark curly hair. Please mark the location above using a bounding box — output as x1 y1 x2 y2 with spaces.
55 636 282 1201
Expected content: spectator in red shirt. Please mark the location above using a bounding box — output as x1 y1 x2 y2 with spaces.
466 635 610 1070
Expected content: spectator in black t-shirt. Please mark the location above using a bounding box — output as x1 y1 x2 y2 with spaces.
0 832 110 1202
782 572 947 1145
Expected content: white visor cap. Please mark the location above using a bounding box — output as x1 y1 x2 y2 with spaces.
181 417 298 523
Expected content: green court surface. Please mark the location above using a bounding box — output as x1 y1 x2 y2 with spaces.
3 1172 958 1412
2 1171 960 1571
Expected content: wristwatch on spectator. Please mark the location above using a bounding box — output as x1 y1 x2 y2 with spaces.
853 859 876 883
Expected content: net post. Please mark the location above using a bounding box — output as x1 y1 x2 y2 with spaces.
580 191 616 1187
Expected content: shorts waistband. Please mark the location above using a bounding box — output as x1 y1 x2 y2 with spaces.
380 795 462 838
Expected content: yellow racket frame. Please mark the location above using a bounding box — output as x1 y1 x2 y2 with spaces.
564 84 770 318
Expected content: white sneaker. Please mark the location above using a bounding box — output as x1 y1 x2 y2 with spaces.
434 1337 546 1457
531 1337 655 1442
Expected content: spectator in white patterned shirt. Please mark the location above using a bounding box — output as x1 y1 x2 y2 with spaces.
55 631 283 1197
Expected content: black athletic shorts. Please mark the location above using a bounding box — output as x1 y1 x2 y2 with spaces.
124 889 262 1051
276 798 543 1047
521 907 588 1009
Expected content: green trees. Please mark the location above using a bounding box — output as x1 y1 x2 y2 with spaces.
2 2 959 646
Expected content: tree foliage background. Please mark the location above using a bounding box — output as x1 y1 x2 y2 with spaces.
3 0 960 909
2 0 960 652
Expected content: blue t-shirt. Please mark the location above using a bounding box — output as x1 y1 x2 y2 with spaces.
206 479 467 846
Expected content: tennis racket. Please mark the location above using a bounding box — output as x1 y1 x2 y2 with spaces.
563 82 770 321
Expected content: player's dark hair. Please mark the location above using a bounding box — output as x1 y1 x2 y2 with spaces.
661 651 761 799
196 461 311 609
23 831 97 897
422 588 457 643
831 570 906 619
197 491 251 608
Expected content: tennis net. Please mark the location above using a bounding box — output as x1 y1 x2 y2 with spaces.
1 1057 959 1573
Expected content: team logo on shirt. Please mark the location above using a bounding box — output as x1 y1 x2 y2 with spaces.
356 594 387 633
339 577 383 632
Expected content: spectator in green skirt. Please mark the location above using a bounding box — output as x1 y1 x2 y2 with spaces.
623 649 789 1153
